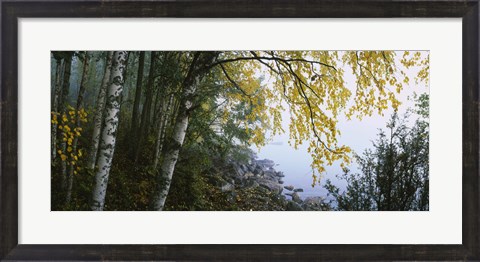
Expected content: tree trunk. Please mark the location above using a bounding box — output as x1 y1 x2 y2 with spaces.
88 51 114 170
134 51 156 162
59 54 73 115
91 51 129 211
152 52 217 211
152 93 174 170
59 54 73 191
119 52 130 106
131 51 145 140
66 52 91 205
51 58 65 162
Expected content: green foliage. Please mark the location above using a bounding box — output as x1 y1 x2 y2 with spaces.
325 94 429 211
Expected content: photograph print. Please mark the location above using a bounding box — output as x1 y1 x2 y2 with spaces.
50 51 429 211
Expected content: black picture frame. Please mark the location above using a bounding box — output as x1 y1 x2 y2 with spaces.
1 1 479 260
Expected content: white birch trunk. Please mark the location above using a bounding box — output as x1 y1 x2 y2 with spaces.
88 51 114 170
152 51 218 211
91 51 128 211
152 95 193 211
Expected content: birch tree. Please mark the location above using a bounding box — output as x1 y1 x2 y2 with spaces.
91 51 129 211
152 51 218 210
88 51 114 170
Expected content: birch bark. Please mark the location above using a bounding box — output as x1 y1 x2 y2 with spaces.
91 51 129 211
152 52 218 210
88 51 114 170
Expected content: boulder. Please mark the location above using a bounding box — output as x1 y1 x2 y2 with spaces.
302 196 325 211
284 185 294 191
276 171 285 177
232 165 245 177
263 170 276 177
257 179 283 195
291 192 302 203
256 159 275 169
245 179 259 188
293 188 304 193
286 201 303 211
240 164 249 173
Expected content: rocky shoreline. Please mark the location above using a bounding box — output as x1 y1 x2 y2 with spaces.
207 150 330 211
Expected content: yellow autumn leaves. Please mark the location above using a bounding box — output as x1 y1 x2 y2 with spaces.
52 106 88 175
216 51 429 186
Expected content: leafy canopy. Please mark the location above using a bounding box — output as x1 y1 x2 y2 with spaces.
213 51 429 184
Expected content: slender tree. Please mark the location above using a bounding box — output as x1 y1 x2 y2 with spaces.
65 52 91 205
152 51 218 210
152 93 175 170
130 51 145 143
51 54 65 162
58 53 73 191
91 51 129 211
134 51 156 162
88 51 114 170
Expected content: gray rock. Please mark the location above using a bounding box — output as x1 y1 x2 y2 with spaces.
284 185 294 191
257 179 283 195
291 192 303 203
302 196 325 211
263 170 277 179
293 188 304 193
276 172 285 177
240 164 249 173
233 165 245 177
244 172 254 178
286 201 303 211
285 193 293 197
245 180 259 188
278 180 284 184
256 159 275 169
